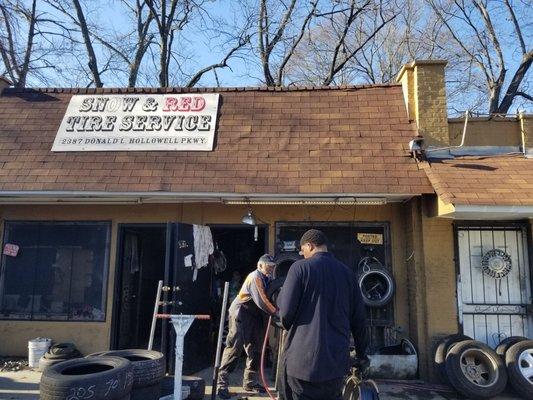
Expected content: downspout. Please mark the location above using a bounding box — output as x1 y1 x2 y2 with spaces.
519 111 527 156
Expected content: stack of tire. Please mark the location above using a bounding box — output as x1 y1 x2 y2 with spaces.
435 334 533 399
87 350 165 400
38 343 82 371
39 349 165 400
40 356 134 400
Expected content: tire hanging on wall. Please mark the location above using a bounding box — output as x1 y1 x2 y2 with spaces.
434 334 472 384
505 339 533 399
444 340 507 399
357 269 395 307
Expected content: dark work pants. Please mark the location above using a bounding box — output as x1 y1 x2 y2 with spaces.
218 310 264 390
286 375 344 400
279 351 344 400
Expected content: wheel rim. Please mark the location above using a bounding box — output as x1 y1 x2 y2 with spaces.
459 349 498 387
360 271 391 301
518 348 533 383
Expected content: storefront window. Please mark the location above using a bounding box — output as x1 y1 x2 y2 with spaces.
0 222 110 321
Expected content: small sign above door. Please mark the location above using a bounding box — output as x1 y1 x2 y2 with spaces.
357 233 383 245
52 94 219 152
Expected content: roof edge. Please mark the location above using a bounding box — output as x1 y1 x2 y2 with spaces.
2 83 401 95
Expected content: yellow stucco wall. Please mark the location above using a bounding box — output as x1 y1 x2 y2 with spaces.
0 202 412 358
448 118 522 147
420 212 457 380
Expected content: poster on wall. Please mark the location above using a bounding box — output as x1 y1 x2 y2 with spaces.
51 94 219 152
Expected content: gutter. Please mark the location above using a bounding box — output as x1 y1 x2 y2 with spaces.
0 191 417 205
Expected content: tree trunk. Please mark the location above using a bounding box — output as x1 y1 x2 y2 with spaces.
160 35 168 87
72 0 103 87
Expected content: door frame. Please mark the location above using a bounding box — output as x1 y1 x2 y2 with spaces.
452 219 533 338
110 223 167 350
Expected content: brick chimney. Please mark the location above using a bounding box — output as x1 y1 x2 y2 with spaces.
0 76 12 94
396 60 449 147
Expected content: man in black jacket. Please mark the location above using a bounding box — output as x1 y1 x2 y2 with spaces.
278 229 368 400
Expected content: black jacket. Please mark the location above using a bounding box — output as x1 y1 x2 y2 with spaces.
278 252 368 382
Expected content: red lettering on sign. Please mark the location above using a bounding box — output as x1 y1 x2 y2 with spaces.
162 96 206 112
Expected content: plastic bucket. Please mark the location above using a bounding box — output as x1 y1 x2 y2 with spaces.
28 338 52 368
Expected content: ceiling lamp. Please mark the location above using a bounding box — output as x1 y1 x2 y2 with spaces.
241 209 257 225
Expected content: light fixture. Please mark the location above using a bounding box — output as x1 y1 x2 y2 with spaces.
241 208 259 242
241 209 257 225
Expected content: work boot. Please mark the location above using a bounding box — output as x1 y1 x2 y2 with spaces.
243 382 266 394
217 387 232 399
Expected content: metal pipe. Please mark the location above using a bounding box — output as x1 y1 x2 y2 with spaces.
211 282 230 400
426 110 470 152
148 280 164 350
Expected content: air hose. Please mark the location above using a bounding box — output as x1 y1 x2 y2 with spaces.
260 315 277 400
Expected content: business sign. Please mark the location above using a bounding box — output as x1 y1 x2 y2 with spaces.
52 94 219 151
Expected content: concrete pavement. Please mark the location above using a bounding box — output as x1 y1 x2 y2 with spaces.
0 366 524 400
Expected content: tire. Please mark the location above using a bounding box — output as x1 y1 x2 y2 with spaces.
274 252 301 279
266 277 286 328
160 375 205 399
357 269 395 307
38 356 69 372
495 336 527 358
87 349 165 391
266 277 286 303
434 334 472 384
44 343 82 360
445 340 507 399
359 380 380 400
505 339 533 399
40 356 133 400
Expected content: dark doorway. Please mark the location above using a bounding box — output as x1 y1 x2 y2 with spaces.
113 224 268 375
210 225 268 306
115 225 166 350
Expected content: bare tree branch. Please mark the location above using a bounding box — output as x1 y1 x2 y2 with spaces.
186 34 249 87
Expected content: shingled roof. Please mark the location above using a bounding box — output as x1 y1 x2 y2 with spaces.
0 85 432 196
422 156 533 206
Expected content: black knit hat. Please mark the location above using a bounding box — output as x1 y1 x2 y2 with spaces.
300 229 328 247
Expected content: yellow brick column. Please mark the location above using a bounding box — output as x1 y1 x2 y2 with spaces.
519 112 533 156
397 60 450 147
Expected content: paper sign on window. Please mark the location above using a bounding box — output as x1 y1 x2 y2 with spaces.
3 243 19 257
357 233 383 245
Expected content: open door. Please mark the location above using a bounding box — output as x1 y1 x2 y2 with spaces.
161 222 213 374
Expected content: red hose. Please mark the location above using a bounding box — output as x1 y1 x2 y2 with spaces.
260 316 277 400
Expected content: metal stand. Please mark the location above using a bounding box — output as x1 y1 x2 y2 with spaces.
158 314 210 400
211 282 230 400
148 280 164 350
170 315 196 400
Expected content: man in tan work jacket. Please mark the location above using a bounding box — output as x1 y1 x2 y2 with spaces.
217 254 277 399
